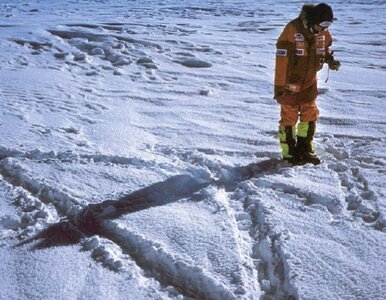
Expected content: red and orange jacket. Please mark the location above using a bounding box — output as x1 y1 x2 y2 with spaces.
274 8 333 105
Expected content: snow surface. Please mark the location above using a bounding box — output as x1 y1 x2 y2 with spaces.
0 0 385 299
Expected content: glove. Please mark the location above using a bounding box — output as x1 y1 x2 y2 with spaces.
328 59 341 71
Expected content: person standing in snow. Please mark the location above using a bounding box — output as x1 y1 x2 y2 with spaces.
274 3 340 165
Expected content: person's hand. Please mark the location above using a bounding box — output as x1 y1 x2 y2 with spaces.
328 59 341 71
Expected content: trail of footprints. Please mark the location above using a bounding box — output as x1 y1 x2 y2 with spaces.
325 136 385 231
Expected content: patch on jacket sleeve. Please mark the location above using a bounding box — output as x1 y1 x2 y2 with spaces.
294 33 304 41
276 49 287 56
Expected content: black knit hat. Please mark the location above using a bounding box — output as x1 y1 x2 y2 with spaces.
313 3 333 24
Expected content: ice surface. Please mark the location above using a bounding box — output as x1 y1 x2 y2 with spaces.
1 1 385 299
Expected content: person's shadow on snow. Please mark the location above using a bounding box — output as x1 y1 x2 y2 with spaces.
14 174 215 250
14 158 282 250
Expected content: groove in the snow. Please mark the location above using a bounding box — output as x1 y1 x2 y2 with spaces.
246 193 298 300
0 145 158 168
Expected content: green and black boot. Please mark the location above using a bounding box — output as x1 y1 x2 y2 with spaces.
296 121 321 165
279 125 301 165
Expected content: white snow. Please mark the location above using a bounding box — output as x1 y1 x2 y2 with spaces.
0 1 385 299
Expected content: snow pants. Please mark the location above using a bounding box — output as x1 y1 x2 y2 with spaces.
278 101 319 159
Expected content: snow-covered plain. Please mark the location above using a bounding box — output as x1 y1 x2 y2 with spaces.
0 0 385 299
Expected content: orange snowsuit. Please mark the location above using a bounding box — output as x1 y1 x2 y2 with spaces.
274 11 333 126
274 5 335 160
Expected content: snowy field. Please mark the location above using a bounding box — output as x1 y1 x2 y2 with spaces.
0 0 385 299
